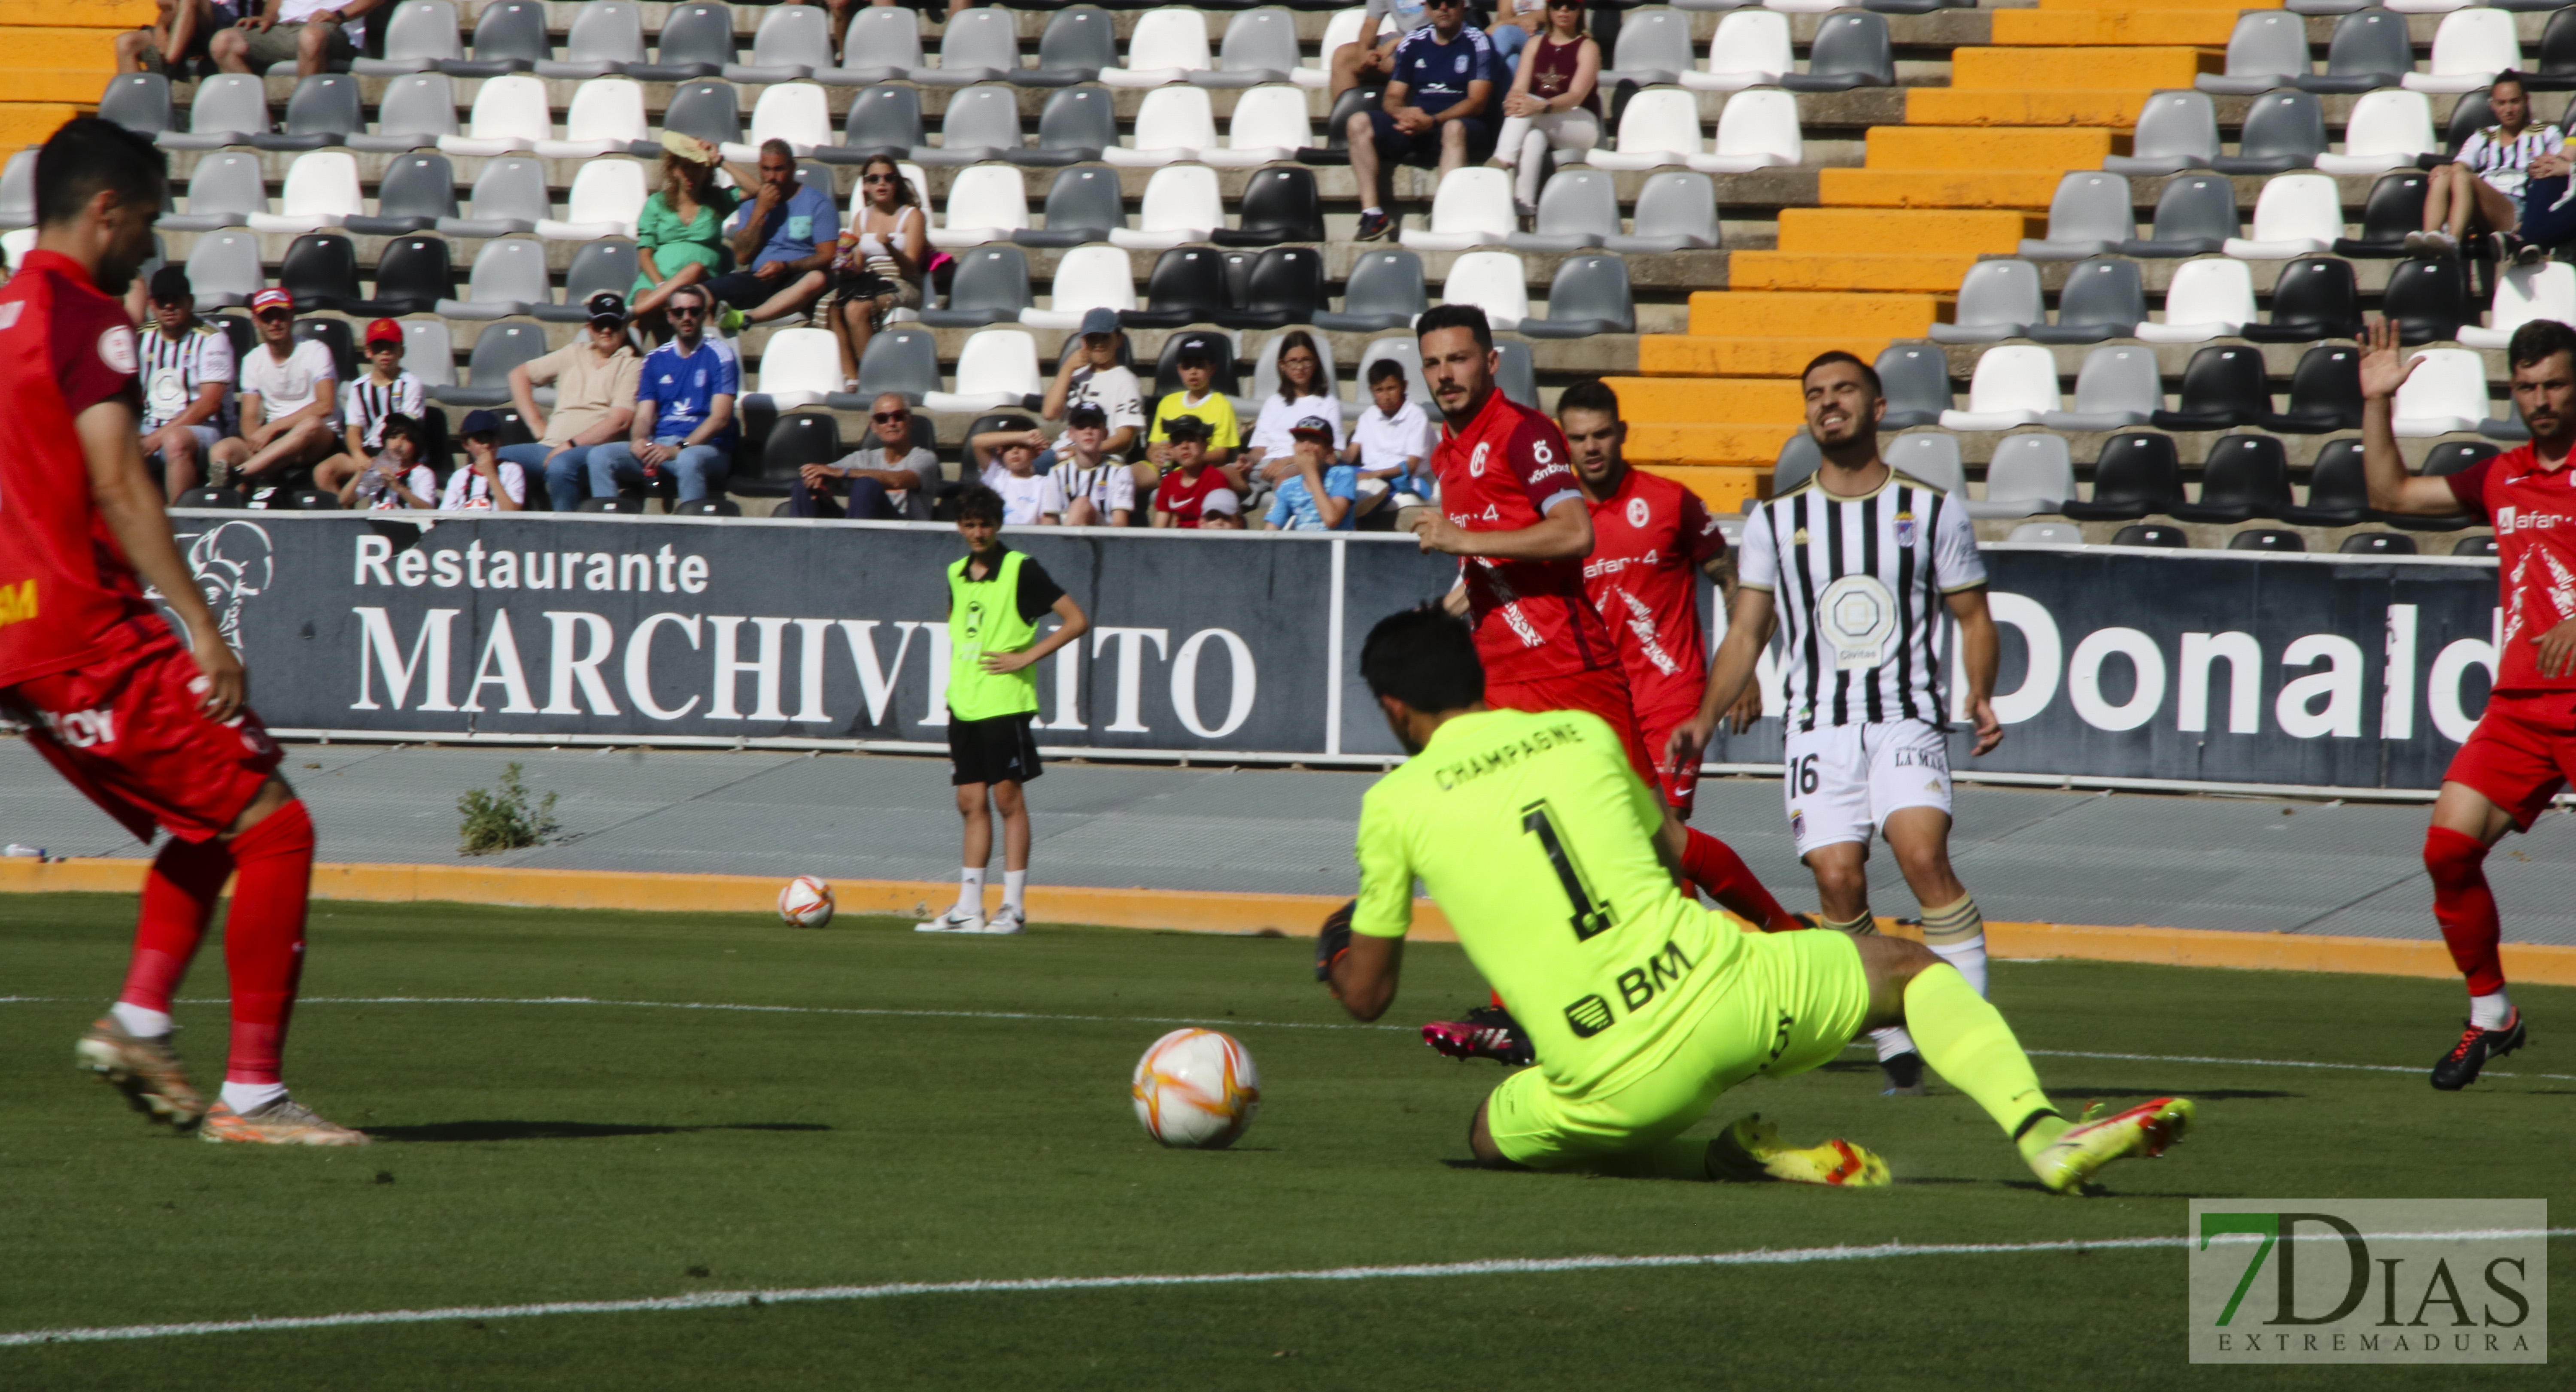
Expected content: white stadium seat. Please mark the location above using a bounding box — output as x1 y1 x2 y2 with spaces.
439 73 551 157
2136 258 2255 342
245 151 361 234
536 159 647 241
1440 251 1531 331
1940 345 2063 431
534 78 648 159
1103 86 1218 166
923 328 1044 412
1102 8 1217 87
2223 173 2343 259
1108 164 1222 249
1401 167 1517 251
1019 245 1139 329
1683 12 1792 91
2392 349 2490 436
928 165 1032 249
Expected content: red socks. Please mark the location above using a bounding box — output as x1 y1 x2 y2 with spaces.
1681 828 1802 933
2425 825 2505 997
217 800 316 1085
118 834 233 1015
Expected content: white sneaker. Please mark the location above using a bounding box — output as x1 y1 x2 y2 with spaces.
918 905 984 934
976 905 1026 935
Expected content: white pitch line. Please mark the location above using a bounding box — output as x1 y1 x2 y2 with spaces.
6 1231 2565 1349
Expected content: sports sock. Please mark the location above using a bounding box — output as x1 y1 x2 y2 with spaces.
1871 1025 1917 1061
1002 869 1027 914
1902 963 2065 1161
2425 827 2506 997
956 867 984 916
1919 894 1990 996
118 834 233 1022
1680 829 1800 932
219 800 313 1087
1362 205 1383 217
2471 989 2515 1031
221 1080 286 1115
110 1003 173 1039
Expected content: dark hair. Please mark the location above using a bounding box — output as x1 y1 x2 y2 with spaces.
2492 70 2528 99
1801 349 1883 399
379 412 425 448
1273 330 1323 402
666 282 711 314
1175 342 1215 372
859 154 918 209
2507 318 2576 373
36 116 166 228
759 138 796 162
1555 378 1619 421
1065 403 1108 429
1366 358 1409 387
1361 605 1485 713
1414 303 1493 352
956 483 1006 526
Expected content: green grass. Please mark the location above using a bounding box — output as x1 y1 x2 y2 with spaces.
0 893 2569 1390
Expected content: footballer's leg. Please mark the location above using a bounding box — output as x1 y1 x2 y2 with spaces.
1795 761 1924 1094
1872 721 1990 998
1465 1074 1886 1188
2420 704 2552 1087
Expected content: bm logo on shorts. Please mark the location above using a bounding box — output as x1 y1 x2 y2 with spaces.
1561 939 1695 1037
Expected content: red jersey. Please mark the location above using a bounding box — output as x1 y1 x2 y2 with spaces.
1153 465 1229 528
1583 465 1728 722
1430 386 1615 685
0 249 153 688
2448 445 2576 693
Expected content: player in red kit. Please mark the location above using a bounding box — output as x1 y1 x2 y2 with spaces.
0 118 366 1146
2363 315 2576 1089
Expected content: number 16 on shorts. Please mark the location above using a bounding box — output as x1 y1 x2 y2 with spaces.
1782 719 1954 855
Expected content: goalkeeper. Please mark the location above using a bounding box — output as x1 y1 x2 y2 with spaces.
1319 606 2195 1192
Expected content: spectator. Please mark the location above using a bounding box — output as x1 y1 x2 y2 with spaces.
1146 341 1240 483
442 409 528 511
592 284 738 506
1198 486 1245 530
334 411 437 511
708 140 837 330
1329 0 1429 99
789 391 937 519
1246 331 1345 488
507 291 643 512
1487 0 1548 70
969 424 1069 526
116 0 236 77
1349 0 1500 242
231 287 339 488
1053 404 1135 527
1263 416 1365 531
1150 415 1230 528
830 154 928 388
2420 73 2561 263
135 264 243 500
1042 307 1145 462
1490 0 1601 219
629 133 745 336
1347 357 1438 500
312 317 423 499
210 0 374 79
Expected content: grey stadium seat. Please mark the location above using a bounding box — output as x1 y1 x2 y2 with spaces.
626 4 735 82
349 73 460 152
1315 249 1428 331
919 245 1033 328
1926 259 2041 343
0 151 36 229
98 73 173 137
433 322 550 405
2026 257 2144 344
1600 8 1694 88
1780 12 1894 91
444 0 549 78
1964 434 2075 519
1197 7 1300 88
2196 12 2309 95
820 6 920 85
2104 91 2218 176
252 74 361 151
1517 255 1634 338
851 326 942 407
157 74 268 151
538 0 647 79
184 230 264 308
434 236 551 318
1884 432 1964 494
1027 86 1116 166
2118 175 2238 257
660 82 744 149
1495 340 1539 409
2211 90 2324 175
1773 432 1821 492
2017 173 2133 259
351 0 463 76
725 5 831 84
1026 6 1115 87
1874 343 1950 428
1510 170 1618 252
529 238 641 323
158 152 266 232
2300 9 2411 95
1013 166 1124 248
1356 337 1432 406
912 7 1019 87
2040 345 2161 431
437 158 550 239
913 85 1024 166
1606 171 1719 252
820 85 922 164
345 152 459 235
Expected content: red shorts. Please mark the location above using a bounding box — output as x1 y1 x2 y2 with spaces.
2444 690 2576 831
2 637 281 843
1488 664 1662 792
1634 699 1704 816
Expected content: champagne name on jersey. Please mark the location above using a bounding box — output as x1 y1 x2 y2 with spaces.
1428 717 1588 791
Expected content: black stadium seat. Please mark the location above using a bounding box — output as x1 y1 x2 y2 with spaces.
1218 246 1325 330
2257 345 2363 434
2227 528 2306 552
2240 257 2361 343
743 413 841 500
2169 434 2292 524
2063 433 2185 521
1213 167 1325 246
2280 439 2371 526
279 233 362 312
2150 346 2270 431
2334 173 2428 258
1121 248 1228 330
2112 523 2190 548
2383 257 2472 344
1300 85 1384 165
345 236 454 317
1152 330 1238 400
2339 531 2417 555
293 318 357 380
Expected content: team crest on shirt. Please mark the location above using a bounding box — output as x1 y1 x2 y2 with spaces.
1893 510 1916 546
98 325 137 374
1469 442 1490 477
1625 497 1650 528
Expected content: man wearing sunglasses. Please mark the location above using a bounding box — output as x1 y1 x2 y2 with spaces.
1347 0 1501 242
231 287 340 490
789 392 938 520
589 282 737 507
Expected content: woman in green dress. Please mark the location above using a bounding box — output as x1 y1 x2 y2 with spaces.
629 131 754 334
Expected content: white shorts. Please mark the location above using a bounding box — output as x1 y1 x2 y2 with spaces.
1781 718 1954 856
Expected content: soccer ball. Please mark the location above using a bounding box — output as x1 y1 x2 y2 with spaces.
1131 1028 1260 1149
777 875 834 928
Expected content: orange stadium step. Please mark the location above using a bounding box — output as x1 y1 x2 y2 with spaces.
1726 252 1991 294
0 103 84 147
1632 464 1775 513
0 0 153 25
2036 0 2272 10
1816 169 2074 209
0 26 124 69
1609 376 1805 425
1778 207 2036 254
1623 423 1804 469
1861 126 2119 171
1949 45 2220 93
1687 290 1942 340
1905 88 2160 128
1991 10 2244 46
1639 335 1905 379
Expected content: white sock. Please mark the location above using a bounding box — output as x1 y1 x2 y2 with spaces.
221 1080 286 1114
1871 1025 1917 1062
1003 870 1027 913
955 868 984 916
110 1002 172 1039
1927 938 1991 997
2471 989 2514 1031
1362 205 1382 217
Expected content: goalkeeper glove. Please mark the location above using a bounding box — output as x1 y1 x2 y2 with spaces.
1315 899 1355 983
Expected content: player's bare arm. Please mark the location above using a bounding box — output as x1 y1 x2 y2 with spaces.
74 397 244 722
1327 932 1402 1022
980 593 1089 675
1668 585 1777 770
1410 493 1592 558
1701 554 1767 731
1945 587 2005 755
2361 319 2481 516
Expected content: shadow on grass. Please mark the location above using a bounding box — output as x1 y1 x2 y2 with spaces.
364 1120 833 1143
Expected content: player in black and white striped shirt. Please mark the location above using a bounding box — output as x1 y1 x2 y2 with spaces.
1667 351 2006 1095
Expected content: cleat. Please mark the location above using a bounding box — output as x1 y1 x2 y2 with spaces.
2431 1011 2525 1091
198 1095 372 1147
1355 209 1393 242
1879 1049 1927 1097
1710 1114 1890 1187
1422 1004 1534 1066
2029 1096 2194 1195
75 1016 204 1129
917 906 985 934
975 905 1026 935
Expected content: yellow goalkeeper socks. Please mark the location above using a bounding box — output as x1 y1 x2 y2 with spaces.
1902 964 2068 1161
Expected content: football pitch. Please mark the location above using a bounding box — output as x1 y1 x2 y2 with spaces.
1 894 2569 1390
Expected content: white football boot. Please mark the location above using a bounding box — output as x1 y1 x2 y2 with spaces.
918 904 985 933
976 905 1026 935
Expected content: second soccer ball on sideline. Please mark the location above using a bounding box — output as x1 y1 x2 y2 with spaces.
1131 1028 1261 1149
777 876 835 928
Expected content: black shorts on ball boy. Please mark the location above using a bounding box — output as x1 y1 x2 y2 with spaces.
949 712 1042 788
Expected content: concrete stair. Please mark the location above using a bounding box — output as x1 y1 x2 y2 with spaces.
0 0 147 146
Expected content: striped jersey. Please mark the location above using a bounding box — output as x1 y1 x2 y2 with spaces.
343 370 424 452
136 321 234 432
2459 124 2565 200
1735 470 1986 731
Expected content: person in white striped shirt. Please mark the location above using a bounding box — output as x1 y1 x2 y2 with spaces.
1666 351 2005 1097
313 318 424 499
137 264 247 500
2417 72 2561 264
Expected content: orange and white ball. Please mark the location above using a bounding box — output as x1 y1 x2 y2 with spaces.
777 875 835 928
1130 1028 1261 1149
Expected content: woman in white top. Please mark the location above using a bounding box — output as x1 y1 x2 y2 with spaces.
1489 0 1602 217
1246 332 1346 488
831 154 930 390
2419 73 2563 262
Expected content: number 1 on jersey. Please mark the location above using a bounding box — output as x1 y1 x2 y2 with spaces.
1521 800 1614 942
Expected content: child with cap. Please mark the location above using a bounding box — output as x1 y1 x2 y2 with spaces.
507 291 643 512
335 412 437 512
314 318 425 499
1198 487 1245 530
1055 403 1136 527
966 419 1070 526
1262 415 1366 531
441 410 528 511
1145 338 1240 480
1148 414 1231 528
